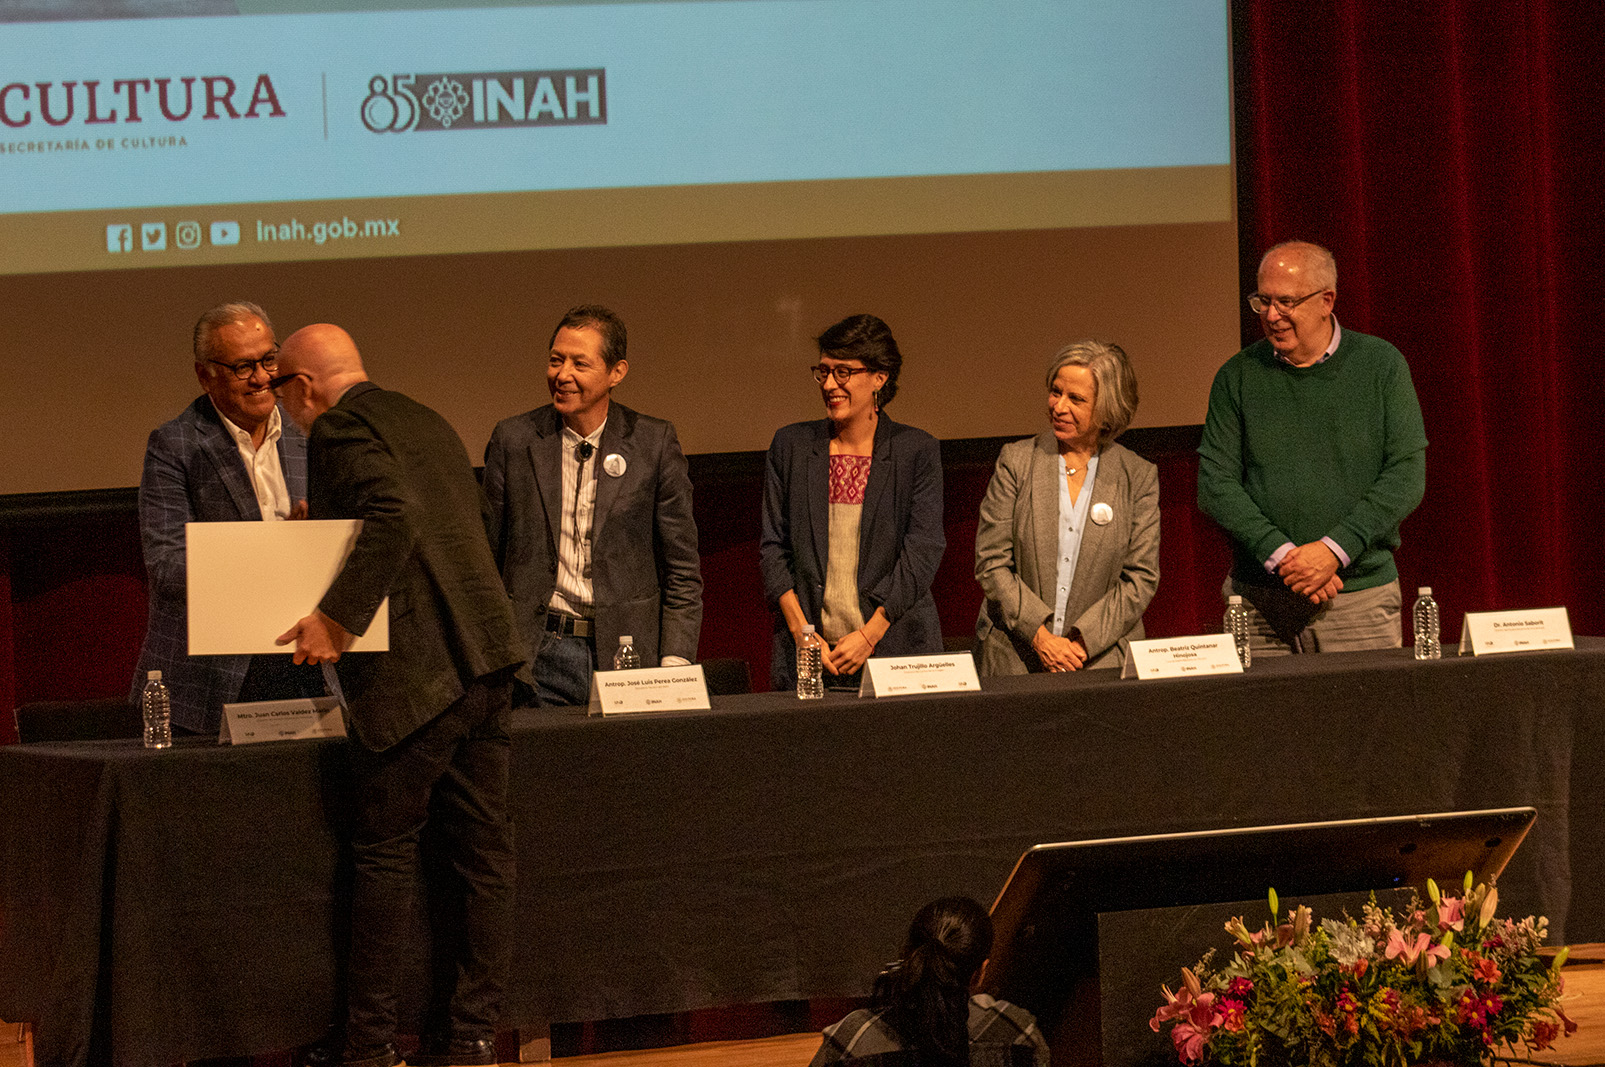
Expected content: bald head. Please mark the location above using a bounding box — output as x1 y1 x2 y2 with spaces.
273 323 370 433
1258 240 1337 292
1254 241 1338 366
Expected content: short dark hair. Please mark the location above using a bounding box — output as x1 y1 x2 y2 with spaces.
816 313 903 407
550 304 627 368
194 301 271 363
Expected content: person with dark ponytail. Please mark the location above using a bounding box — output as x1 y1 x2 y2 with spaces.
810 897 1049 1067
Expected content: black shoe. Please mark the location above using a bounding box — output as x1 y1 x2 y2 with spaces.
340 1043 400 1067
297 1037 342 1067
407 1036 497 1066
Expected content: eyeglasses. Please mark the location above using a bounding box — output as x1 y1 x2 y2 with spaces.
811 364 873 385
267 371 301 391
208 348 280 379
1248 289 1328 315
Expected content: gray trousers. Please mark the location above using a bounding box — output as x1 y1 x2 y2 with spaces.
1226 576 1403 655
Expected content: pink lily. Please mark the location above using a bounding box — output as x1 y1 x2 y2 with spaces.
1151 968 1206 1030
1437 896 1466 931
1170 1017 1216 1065
1384 929 1450 967
1152 969 1223 1066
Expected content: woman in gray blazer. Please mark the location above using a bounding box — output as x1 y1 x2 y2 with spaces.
974 340 1159 674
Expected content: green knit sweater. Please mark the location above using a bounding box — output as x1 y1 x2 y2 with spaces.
1197 327 1427 591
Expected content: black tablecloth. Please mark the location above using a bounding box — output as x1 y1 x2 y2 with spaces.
4 642 1604 1067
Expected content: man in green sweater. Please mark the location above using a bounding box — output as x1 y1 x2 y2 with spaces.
1198 241 1427 653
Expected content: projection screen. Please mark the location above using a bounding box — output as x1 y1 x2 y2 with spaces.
0 0 1238 495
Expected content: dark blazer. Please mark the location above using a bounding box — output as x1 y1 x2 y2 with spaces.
130 395 307 734
309 382 525 751
482 401 702 677
974 435 1159 673
760 416 945 689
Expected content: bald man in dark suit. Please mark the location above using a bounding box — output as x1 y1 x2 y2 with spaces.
274 324 524 1067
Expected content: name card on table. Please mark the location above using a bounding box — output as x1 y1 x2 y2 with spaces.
1121 635 1244 680
1458 607 1574 656
589 665 712 716
858 654 981 698
220 696 347 745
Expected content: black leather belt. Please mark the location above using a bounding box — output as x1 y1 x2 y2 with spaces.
544 612 594 639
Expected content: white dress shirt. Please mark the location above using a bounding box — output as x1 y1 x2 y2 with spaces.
216 403 292 521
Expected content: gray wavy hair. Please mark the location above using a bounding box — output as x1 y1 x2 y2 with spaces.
193 301 271 363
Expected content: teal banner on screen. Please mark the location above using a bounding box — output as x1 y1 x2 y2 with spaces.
0 0 1231 215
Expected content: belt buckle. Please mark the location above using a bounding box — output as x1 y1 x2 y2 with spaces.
545 612 592 639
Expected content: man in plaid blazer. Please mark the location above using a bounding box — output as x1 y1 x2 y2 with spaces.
129 302 317 734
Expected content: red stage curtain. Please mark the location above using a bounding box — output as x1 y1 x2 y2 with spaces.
1234 0 1605 640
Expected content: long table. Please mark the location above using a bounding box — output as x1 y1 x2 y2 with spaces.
4 642 1604 1067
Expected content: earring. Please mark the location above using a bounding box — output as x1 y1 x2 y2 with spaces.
872 387 881 410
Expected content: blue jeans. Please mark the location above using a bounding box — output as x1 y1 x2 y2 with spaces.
534 633 595 707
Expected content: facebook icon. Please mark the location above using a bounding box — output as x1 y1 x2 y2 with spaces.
106 224 133 253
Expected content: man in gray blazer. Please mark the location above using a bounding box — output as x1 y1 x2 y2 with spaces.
483 305 702 706
130 301 317 733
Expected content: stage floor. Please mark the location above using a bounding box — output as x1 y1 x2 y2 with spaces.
6 955 1605 1067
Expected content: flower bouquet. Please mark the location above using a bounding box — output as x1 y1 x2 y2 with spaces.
1149 876 1577 1066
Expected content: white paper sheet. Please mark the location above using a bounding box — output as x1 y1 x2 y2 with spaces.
186 520 389 655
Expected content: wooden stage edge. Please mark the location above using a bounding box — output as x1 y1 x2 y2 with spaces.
6 954 1605 1067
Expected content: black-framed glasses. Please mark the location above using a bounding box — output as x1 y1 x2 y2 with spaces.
267 371 301 391
811 364 872 385
208 348 280 379
1247 289 1328 315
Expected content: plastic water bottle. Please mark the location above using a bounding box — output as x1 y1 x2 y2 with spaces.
612 635 640 671
1224 595 1251 669
1413 587 1441 660
796 625 824 700
141 670 172 749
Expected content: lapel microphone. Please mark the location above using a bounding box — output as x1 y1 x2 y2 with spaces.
577 441 595 461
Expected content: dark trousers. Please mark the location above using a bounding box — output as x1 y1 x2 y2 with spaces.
344 676 515 1048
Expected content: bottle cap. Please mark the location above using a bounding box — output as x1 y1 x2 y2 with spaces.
147 670 162 681
801 624 816 634
1228 595 1243 605
1418 586 1432 596
618 635 634 645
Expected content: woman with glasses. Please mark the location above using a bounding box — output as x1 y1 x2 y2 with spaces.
760 313 945 691
973 340 1159 675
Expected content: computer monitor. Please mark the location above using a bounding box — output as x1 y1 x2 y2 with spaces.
981 808 1536 1067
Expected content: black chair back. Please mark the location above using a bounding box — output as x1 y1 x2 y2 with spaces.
13 698 143 743
701 657 753 696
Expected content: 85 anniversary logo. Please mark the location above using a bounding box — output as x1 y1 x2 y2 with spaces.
361 69 606 132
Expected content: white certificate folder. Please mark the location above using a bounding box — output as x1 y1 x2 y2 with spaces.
186 520 390 655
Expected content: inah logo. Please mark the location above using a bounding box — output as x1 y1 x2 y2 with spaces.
421 78 470 128
361 69 605 133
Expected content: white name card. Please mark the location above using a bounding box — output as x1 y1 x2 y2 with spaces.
219 696 348 745
588 664 712 716
1458 607 1574 656
858 654 981 698
1121 635 1244 680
